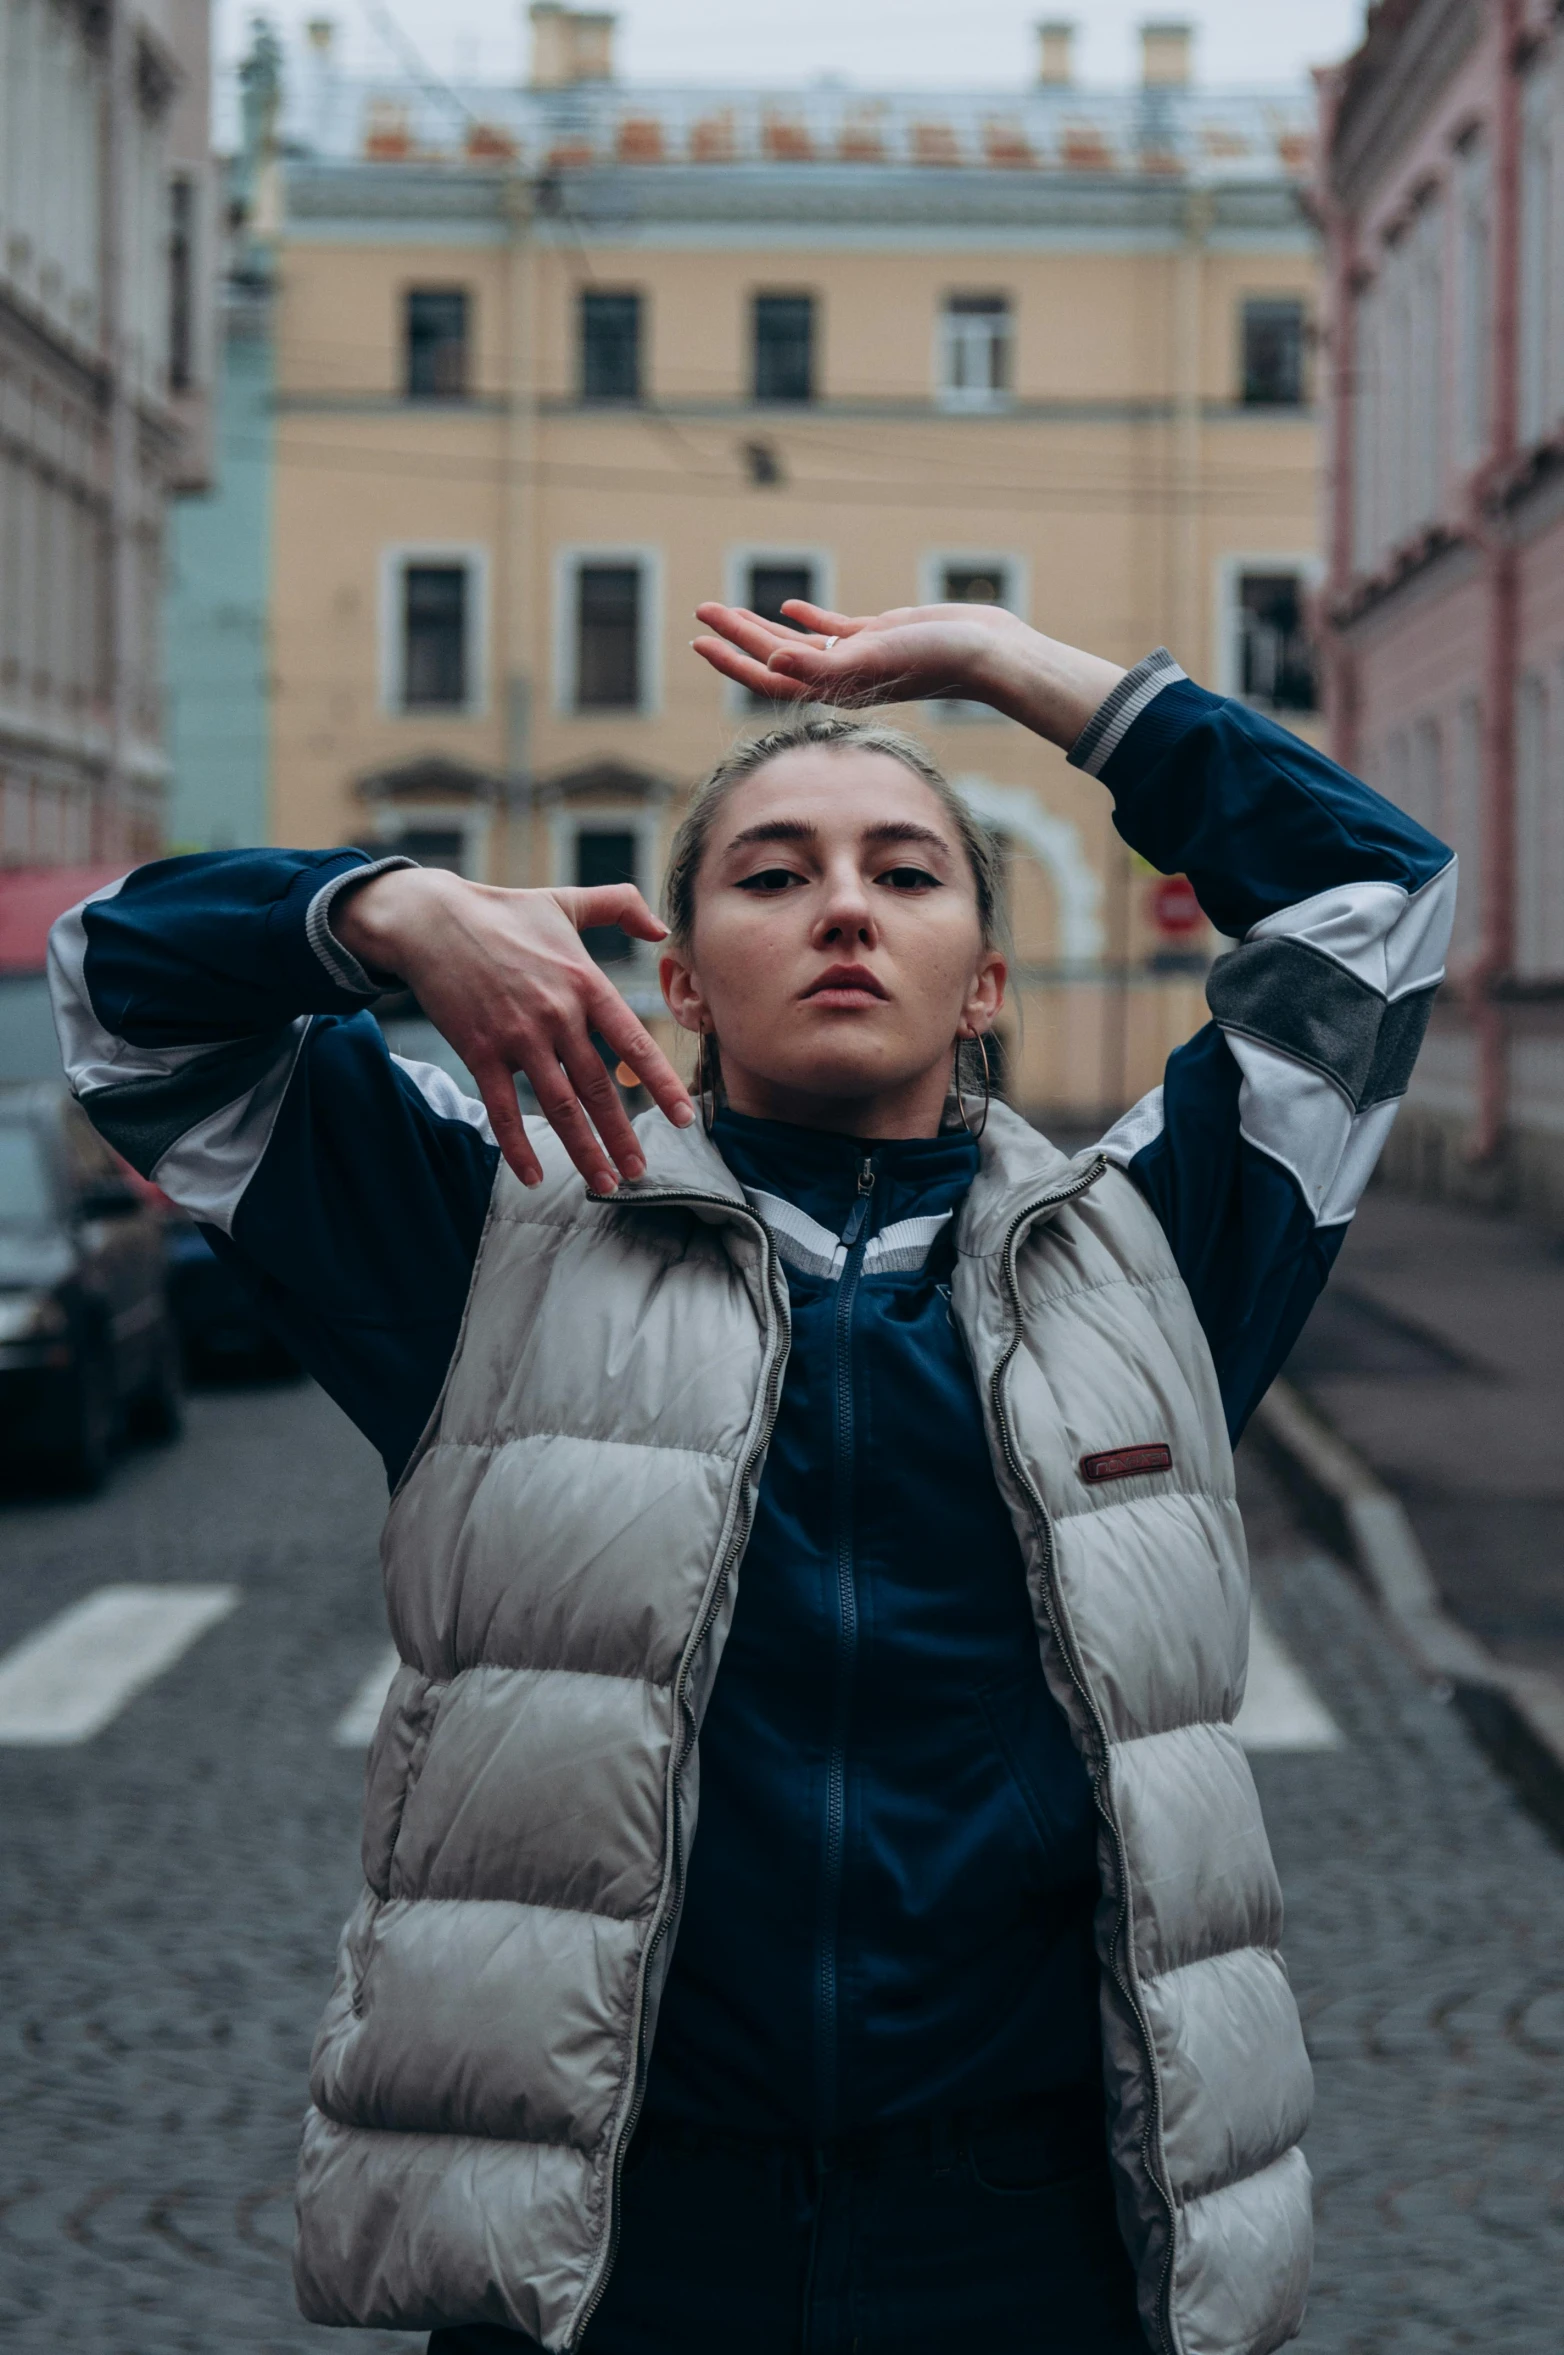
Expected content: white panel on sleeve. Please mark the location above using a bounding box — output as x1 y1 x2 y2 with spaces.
1243 859 1457 998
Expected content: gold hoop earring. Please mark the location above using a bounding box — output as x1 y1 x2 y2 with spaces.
955 1033 991 1140
694 1031 717 1133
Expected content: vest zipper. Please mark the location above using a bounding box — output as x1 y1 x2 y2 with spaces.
569 1187 790 2351
816 1151 876 2133
983 1155 1181 2355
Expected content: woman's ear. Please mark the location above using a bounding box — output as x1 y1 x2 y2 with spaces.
957 948 1007 1039
660 950 709 1036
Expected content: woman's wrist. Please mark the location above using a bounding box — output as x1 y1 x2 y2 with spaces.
971 627 1127 751
333 863 453 981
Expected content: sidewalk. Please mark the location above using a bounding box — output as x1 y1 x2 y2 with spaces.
1282 1184 1564 1687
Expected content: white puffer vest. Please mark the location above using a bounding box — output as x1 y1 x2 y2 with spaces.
293 1103 1313 2354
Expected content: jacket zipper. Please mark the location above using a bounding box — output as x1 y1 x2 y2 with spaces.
569 1186 791 2351
816 1150 876 2134
983 1155 1181 2355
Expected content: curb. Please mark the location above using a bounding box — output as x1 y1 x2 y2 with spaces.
1251 1378 1564 1843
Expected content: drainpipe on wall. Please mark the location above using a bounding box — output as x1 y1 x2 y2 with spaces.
503 170 540 885
1317 69 1360 779
1471 0 1524 1167
102 0 136 853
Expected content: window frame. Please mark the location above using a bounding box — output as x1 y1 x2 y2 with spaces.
404 285 473 403
378 543 491 718
751 291 817 405
1237 294 1309 409
917 550 1030 719
936 292 1015 414
365 802 492 882
579 287 645 404
721 544 837 714
1212 551 1323 712
553 544 664 717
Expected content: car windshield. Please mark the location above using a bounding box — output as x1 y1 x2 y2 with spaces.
0 1124 53 1225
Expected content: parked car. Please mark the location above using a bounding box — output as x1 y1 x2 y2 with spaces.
0 1082 182 1490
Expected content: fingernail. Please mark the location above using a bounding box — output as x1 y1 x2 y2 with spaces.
624 1156 645 1179
523 1171 542 1187
673 1102 696 1128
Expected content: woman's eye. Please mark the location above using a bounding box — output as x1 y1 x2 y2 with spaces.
880 865 941 892
735 866 806 894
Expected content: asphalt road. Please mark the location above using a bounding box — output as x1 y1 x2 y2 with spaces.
0 1378 1561 2353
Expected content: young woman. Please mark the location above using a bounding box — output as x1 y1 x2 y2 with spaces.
50 601 1454 2355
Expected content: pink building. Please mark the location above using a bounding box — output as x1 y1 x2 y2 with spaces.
1321 0 1564 1226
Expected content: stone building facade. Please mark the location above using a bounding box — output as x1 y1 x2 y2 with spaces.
267 11 1322 1121
1321 0 1564 1225
0 0 214 871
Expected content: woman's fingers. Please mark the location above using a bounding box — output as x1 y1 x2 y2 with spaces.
474 1057 545 1189
691 632 814 700
555 881 669 944
559 1032 646 1183
521 1045 622 1195
777 599 862 635
587 983 696 1132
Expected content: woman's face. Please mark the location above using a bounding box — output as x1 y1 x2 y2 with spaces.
660 747 1006 1136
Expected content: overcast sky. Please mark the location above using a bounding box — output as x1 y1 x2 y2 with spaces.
216 0 1368 98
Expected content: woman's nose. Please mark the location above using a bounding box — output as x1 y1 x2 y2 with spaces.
815 877 877 944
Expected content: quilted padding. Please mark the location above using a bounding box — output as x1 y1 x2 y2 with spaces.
295 1107 1311 2355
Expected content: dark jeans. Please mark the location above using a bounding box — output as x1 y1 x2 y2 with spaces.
428 2091 1148 2355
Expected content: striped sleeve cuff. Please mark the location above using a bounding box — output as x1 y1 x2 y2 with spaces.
305 857 417 997
1067 648 1187 780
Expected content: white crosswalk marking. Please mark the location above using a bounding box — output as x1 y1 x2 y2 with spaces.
0 1585 239 1746
334 1643 400 1747
1237 1601 1343 1752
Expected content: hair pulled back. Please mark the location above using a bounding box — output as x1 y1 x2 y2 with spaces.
662 711 1006 954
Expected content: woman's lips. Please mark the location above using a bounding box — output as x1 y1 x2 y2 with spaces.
803 966 888 1004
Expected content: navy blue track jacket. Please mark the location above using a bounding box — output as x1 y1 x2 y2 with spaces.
50 652 1455 2140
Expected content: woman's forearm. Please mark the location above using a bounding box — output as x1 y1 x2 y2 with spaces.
970 628 1128 751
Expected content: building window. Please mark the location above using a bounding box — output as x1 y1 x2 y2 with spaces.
1237 572 1316 711
753 294 815 403
739 559 817 706
939 294 1012 410
922 556 1022 712
581 291 642 401
576 565 642 709
1240 297 1305 407
405 288 470 400
168 173 195 393
402 566 468 708
389 826 468 871
574 827 641 962
939 559 1012 608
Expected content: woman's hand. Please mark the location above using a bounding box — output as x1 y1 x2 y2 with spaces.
690 599 1125 750
335 867 694 1193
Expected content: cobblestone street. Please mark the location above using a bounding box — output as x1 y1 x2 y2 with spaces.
0 1380 1560 2353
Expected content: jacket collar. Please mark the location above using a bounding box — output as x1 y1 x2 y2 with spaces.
622 1098 1098 1253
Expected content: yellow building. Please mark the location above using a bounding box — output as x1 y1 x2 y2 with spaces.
269 14 1321 1120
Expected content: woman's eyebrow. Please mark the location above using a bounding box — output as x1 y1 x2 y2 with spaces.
862 821 953 859
723 818 821 853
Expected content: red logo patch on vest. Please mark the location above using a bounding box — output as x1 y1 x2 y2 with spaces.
1079 1442 1173 1485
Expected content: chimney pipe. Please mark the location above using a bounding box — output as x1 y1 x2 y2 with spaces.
529 3 616 90
1139 21 1193 87
1036 21 1075 87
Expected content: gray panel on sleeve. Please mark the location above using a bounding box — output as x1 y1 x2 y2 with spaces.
79 1027 301 1176
1206 937 1436 1111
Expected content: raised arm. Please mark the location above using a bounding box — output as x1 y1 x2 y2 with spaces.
692 602 1456 1437
49 849 693 1479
